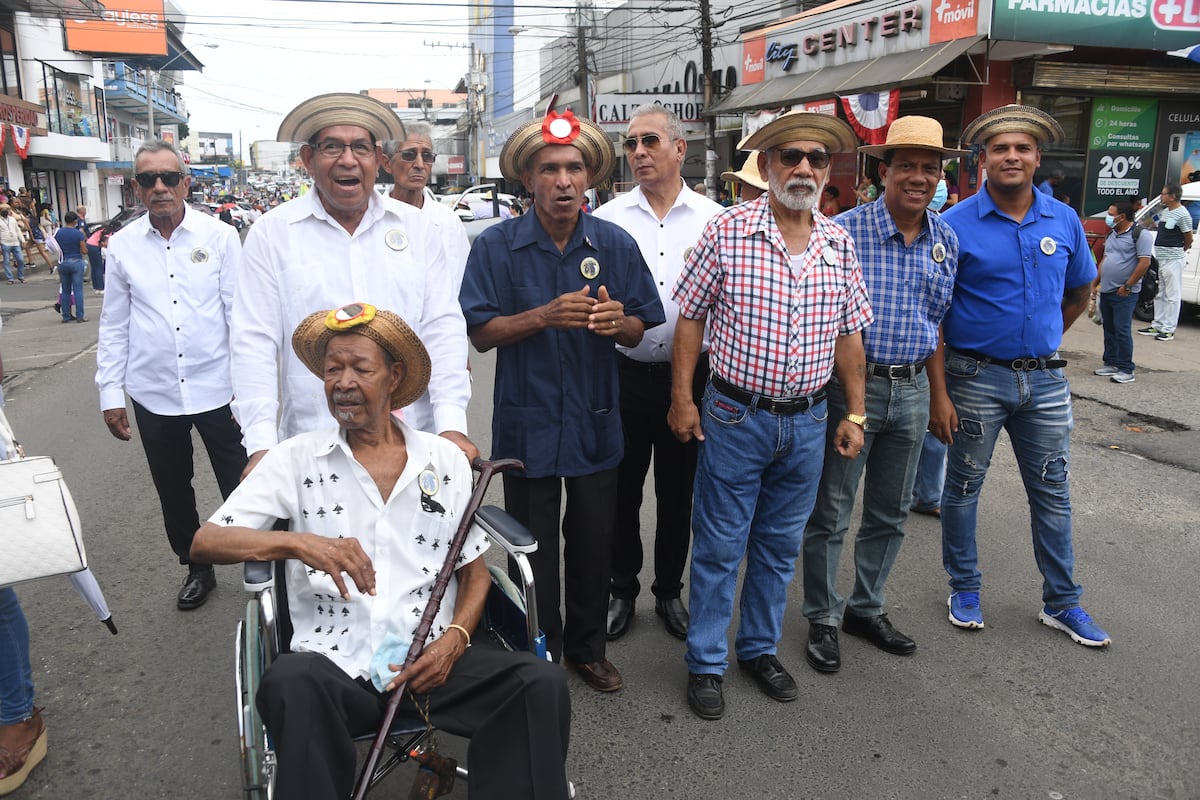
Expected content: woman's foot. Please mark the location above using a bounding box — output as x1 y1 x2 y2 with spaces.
0 707 47 795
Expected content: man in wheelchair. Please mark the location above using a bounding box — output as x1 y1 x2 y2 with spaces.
191 303 571 799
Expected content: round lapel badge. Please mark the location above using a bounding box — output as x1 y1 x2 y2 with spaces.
580 257 600 280
191 247 209 263
418 467 439 497
1040 236 1057 255
682 246 695 263
932 243 946 263
385 229 409 251
822 245 837 266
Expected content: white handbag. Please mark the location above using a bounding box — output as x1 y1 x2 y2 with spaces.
0 448 88 588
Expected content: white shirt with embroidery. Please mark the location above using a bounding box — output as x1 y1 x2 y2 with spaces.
208 419 487 680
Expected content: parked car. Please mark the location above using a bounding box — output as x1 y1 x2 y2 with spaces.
445 184 518 221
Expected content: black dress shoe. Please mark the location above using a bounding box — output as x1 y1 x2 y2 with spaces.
606 597 635 640
177 568 216 610
805 623 841 673
842 612 917 655
654 597 689 640
686 673 724 720
736 653 798 702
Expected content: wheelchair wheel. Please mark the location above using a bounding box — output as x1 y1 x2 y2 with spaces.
236 599 276 799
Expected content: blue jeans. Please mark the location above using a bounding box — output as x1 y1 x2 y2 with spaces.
0 588 34 725
940 348 1082 608
1099 290 1138 373
58 258 85 321
685 382 826 675
87 243 104 290
911 432 946 511
2 243 24 281
802 371 928 625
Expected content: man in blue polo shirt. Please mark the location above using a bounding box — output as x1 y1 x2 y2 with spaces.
459 108 665 692
934 104 1111 647
801 117 960 674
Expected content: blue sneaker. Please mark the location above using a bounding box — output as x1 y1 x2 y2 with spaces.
948 592 984 629
1039 606 1111 647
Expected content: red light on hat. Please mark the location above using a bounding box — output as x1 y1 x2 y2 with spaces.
542 109 581 145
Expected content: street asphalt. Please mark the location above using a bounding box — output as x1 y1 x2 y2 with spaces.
1 263 1197 799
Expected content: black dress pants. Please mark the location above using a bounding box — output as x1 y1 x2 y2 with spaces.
130 399 247 566
610 353 708 601
257 643 571 800
503 469 618 664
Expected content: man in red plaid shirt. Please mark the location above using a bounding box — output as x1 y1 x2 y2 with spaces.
668 111 873 720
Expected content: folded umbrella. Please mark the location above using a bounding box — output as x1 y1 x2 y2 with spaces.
68 568 117 635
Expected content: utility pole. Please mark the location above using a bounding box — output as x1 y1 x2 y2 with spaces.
145 68 155 139
699 0 717 200
575 0 591 119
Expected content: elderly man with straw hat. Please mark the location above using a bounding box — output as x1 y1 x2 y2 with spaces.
459 106 665 693
232 93 475 478
193 302 570 800
800 116 962 675
668 111 873 720
934 104 1110 647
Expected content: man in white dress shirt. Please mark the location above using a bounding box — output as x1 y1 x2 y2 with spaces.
593 105 723 641
96 140 247 610
233 93 475 476
381 121 471 291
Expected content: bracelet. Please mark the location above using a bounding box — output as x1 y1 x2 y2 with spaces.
446 623 471 647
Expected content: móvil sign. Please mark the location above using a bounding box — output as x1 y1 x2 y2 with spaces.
65 0 167 56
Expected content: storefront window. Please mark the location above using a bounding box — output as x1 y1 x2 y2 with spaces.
1024 93 1089 213
0 13 19 98
38 63 100 138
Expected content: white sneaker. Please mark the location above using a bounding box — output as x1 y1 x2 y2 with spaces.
1093 365 1118 376
1111 372 1135 384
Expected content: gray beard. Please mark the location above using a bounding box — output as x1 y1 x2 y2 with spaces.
770 176 823 212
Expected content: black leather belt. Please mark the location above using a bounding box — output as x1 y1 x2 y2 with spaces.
868 362 925 380
617 354 672 374
710 375 826 415
955 348 1067 370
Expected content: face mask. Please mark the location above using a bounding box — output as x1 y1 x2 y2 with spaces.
1104 214 1116 228
930 180 948 212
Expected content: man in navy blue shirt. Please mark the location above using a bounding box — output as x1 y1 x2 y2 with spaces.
459 109 665 692
934 105 1110 647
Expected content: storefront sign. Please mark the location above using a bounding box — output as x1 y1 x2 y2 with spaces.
65 0 167 56
930 0 981 42
0 101 38 128
743 37 766 85
107 175 125 185
993 0 1200 50
1084 98 1158 214
447 155 465 175
760 5 924 73
594 94 706 132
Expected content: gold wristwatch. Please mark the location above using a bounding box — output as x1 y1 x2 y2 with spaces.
843 413 867 429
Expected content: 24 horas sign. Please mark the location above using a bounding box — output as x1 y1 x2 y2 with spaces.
993 0 1200 49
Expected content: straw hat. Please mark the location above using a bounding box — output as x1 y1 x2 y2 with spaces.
858 116 968 158
499 108 615 185
721 151 769 191
740 111 857 154
960 104 1065 148
277 93 407 144
291 302 431 411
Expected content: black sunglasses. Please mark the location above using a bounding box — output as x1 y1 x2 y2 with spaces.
134 171 185 188
622 133 664 153
775 148 831 169
398 149 436 164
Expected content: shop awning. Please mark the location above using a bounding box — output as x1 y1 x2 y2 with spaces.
709 36 984 116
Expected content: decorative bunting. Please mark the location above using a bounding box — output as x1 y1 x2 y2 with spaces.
11 125 30 159
840 90 900 146
0 124 6 153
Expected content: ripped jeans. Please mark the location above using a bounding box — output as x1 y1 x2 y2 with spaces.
940 348 1082 609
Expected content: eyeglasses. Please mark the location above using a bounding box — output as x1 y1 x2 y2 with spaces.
133 171 185 188
397 149 436 164
311 140 375 158
622 133 664 153
774 148 831 169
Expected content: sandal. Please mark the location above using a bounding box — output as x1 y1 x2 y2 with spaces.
0 707 47 796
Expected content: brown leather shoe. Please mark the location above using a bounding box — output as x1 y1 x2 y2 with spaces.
569 658 624 692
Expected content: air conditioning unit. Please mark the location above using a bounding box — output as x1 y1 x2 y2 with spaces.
935 83 967 102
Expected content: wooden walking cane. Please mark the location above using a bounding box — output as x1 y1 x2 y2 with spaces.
351 457 525 800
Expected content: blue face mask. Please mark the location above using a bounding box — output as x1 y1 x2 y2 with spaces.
930 180 949 212
1104 214 1116 228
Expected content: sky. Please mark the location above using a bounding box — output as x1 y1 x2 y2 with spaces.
172 0 483 158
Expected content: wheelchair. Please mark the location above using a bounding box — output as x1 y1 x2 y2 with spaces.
233 459 548 799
